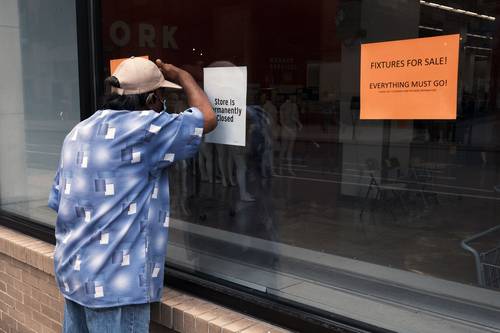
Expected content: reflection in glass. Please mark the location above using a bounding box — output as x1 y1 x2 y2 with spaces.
0 0 80 225
98 0 500 327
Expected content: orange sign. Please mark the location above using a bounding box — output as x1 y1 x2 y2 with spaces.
110 55 149 74
360 34 459 120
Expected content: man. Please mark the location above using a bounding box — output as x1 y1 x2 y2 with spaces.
48 57 216 332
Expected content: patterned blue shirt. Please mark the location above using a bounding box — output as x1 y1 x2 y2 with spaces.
48 108 204 307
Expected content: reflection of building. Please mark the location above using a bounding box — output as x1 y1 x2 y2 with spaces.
1 1 500 332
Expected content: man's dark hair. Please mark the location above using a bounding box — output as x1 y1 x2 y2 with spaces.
100 76 150 111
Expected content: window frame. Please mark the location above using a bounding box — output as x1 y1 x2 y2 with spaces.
2 1 497 332
0 1 381 332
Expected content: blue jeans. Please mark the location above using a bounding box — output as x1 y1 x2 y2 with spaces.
63 298 150 333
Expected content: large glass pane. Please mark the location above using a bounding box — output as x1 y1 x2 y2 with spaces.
100 0 500 329
0 0 81 225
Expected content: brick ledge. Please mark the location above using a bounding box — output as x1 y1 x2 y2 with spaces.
0 225 291 333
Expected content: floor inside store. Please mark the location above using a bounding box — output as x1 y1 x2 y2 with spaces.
170 145 500 289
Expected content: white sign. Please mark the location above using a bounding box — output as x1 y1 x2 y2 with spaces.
203 67 247 146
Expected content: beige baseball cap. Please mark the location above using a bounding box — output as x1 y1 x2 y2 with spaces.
111 56 181 95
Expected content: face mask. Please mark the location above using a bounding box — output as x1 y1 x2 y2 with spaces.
162 98 168 113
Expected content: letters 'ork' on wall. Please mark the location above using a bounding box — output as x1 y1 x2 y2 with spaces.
360 34 460 120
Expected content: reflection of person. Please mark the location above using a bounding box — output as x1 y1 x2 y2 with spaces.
199 140 215 183
261 93 278 131
250 103 273 178
229 143 255 201
214 107 256 201
321 91 336 133
260 93 278 175
215 143 235 187
222 107 257 201
279 96 302 175
48 57 216 332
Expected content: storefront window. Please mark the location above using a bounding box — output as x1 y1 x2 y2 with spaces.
0 0 81 225
94 0 500 329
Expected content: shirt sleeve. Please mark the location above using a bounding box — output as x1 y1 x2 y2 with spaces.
150 107 205 168
48 167 61 212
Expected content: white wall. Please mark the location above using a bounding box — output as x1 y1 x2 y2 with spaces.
0 0 27 204
0 0 80 224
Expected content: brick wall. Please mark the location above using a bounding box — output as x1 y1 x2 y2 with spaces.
0 225 291 333
0 252 62 333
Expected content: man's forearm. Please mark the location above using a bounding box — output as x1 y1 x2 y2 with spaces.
155 59 217 133
176 70 217 133
177 71 210 111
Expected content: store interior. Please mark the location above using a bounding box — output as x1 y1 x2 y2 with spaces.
1 1 499 316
